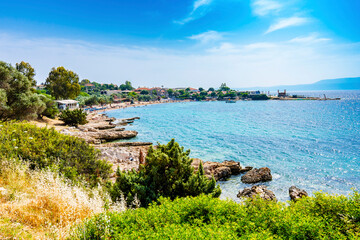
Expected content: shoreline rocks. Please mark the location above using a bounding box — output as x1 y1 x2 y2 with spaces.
289 186 308 201
241 167 272 184
192 159 252 181
237 185 277 201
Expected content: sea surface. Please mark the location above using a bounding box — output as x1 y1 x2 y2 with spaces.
105 90 360 202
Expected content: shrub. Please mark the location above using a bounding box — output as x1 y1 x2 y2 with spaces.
71 192 360 239
0 121 111 185
59 109 88 126
250 94 269 100
110 139 221 207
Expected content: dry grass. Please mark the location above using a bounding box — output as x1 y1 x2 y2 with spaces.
0 159 125 239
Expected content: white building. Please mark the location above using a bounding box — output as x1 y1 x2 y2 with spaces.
55 100 79 110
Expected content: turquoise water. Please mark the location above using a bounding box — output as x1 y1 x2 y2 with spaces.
105 91 360 201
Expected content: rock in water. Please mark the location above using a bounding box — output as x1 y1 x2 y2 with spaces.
241 167 272 183
237 185 277 201
289 186 308 201
213 166 232 180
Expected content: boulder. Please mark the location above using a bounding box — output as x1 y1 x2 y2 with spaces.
191 159 252 181
222 160 242 175
240 166 253 173
213 166 232 180
241 167 272 183
237 185 277 201
289 186 308 201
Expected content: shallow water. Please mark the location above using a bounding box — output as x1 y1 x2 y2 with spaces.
105 90 360 201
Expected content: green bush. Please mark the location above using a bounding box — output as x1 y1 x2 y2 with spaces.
71 192 360 239
110 139 221 207
0 121 111 185
59 109 88 126
38 93 59 119
250 94 269 100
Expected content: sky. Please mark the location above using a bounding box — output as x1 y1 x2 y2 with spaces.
0 0 360 88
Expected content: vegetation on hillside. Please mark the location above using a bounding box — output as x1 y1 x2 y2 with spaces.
59 109 88 126
71 193 360 239
0 121 111 185
110 139 221 207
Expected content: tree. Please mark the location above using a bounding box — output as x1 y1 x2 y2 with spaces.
45 66 81 100
110 139 221 207
167 88 174 97
199 87 204 91
219 83 230 91
208 87 215 92
0 61 45 120
120 81 133 90
16 61 36 86
80 79 90 86
140 90 149 95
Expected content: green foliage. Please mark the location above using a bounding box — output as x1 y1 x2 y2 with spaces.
71 192 360 239
38 93 59 119
59 109 88 126
78 91 90 97
110 139 221 207
120 80 133 90
0 61 45 120
0 121 111 185
208 87 215 92
45 66 81 100
250 94 269 100
15 61 36 86
219 83 230 91
140 90 149 95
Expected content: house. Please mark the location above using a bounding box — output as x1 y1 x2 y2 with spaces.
55 100 79 110
84 83 94 92
278 89 287 98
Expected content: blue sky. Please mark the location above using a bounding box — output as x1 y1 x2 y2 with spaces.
0 0 360 88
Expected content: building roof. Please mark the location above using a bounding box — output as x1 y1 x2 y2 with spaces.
84 83 94 87
55 100 79 104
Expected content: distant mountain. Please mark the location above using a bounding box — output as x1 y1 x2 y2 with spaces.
242 77 360 91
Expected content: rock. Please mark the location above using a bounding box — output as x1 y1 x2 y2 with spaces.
222 160 242 175
102 142 153 147
66 130 138 144
289 186 308 201
213 166 232 180
191 159 250 181
241 167 272 183
237 185 277 201
240 166 253 173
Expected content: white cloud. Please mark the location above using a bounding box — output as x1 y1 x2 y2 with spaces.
174 0 213 25
188 31 223 44
0 34 359 88
265 16 309 34
193 0 212 11
289 34 331 44
252 0 282 16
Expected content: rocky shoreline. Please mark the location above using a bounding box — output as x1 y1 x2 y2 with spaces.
60 111 308 201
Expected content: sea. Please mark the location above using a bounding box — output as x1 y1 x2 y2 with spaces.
104 90 360 202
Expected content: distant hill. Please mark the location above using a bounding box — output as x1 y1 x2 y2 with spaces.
242 77 360 91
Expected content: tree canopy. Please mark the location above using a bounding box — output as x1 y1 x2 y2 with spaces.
16 61 36 86
45 66 81 100
0 61 45 120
